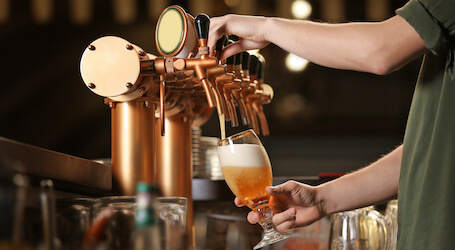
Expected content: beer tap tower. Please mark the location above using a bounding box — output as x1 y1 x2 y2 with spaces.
79 5 273 245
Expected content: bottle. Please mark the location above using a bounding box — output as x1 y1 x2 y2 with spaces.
134 182 161 250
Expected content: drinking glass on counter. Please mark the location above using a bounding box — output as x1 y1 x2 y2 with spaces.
385 200 398 250
329 206 388 250
155 197 188 250
91 196 137 250
57 198 94 250
217 129 290 249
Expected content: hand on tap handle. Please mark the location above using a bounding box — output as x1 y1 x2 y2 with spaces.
208 15 270 60
215 35 227 62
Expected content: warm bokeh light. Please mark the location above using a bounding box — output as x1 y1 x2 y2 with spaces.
286 53 309 72
292 0 312 19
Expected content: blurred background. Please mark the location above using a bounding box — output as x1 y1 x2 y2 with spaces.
0 0 419 176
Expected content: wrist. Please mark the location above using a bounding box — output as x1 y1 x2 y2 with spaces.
261 17 277 44
314 182 336 216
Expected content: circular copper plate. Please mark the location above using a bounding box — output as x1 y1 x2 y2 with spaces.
80 36 141 97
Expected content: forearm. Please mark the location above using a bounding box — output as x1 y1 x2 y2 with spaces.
263 16 426 74
315 144 402 215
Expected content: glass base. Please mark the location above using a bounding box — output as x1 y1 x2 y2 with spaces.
252 205 292 249
253 230 291 249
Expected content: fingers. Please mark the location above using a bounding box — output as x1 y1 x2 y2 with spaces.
233 198 259 224
246 208 296 229
219 40 268 60
219 42 243 60
246 207 297 229
247 211 260 224
208 16 226 56
208 15 269 59
267 180 300 196
234 197 244 207
272 208 297 231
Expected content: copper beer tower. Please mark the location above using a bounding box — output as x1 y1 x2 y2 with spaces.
79 5 273 246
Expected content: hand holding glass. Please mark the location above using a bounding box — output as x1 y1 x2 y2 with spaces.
218 129 290 249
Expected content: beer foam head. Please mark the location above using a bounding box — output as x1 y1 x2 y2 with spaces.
218 144 271 167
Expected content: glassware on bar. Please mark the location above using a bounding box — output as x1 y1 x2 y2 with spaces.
385 200 398 250
329 206 388 250
155 197 188 250
217 129 290 249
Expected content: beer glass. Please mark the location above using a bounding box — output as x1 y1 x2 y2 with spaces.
217 129 290 249
329 206 388 250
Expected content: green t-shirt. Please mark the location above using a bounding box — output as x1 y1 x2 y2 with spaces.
397 0 455 249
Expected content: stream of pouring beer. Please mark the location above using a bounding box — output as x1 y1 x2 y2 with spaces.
219 113 226 140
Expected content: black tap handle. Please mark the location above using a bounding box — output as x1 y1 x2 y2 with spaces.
227 55 235 65
194 14 210 40
257 55 265 80
257 62 263 80
241 52 250 71
225 40 236 65
234 53 242 66
249 54 260 76
215 35 227 52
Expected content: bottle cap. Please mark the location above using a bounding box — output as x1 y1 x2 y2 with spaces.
136 182 154 193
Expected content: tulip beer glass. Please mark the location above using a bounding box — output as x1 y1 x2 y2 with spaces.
218 129 290 249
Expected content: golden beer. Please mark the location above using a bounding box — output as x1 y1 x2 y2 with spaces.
218 143 273 209
221 165 272 209
218 130 290 249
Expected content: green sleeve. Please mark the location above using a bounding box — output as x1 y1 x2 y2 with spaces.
396 0 455 55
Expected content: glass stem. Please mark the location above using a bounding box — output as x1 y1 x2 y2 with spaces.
255 205 277 235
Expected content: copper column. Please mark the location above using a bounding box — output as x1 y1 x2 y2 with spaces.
110 100 156 195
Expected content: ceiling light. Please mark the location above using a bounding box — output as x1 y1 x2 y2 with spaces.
292 0 312 19
286 53 309 72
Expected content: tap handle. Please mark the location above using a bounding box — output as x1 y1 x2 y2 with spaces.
241 52 250 71
226 55 235 65
257 54 265 80
234 52 242 66
194 14 210 40
255 53 265 89
225 39 235 65
233 52 242 78
215 35 227 62
257 60 263 80
215 35 227 52
249 54 260 78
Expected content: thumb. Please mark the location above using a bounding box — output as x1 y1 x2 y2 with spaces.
266 181 299 196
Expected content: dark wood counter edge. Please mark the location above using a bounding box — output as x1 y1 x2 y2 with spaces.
0 137 340 198
0 137 111 195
